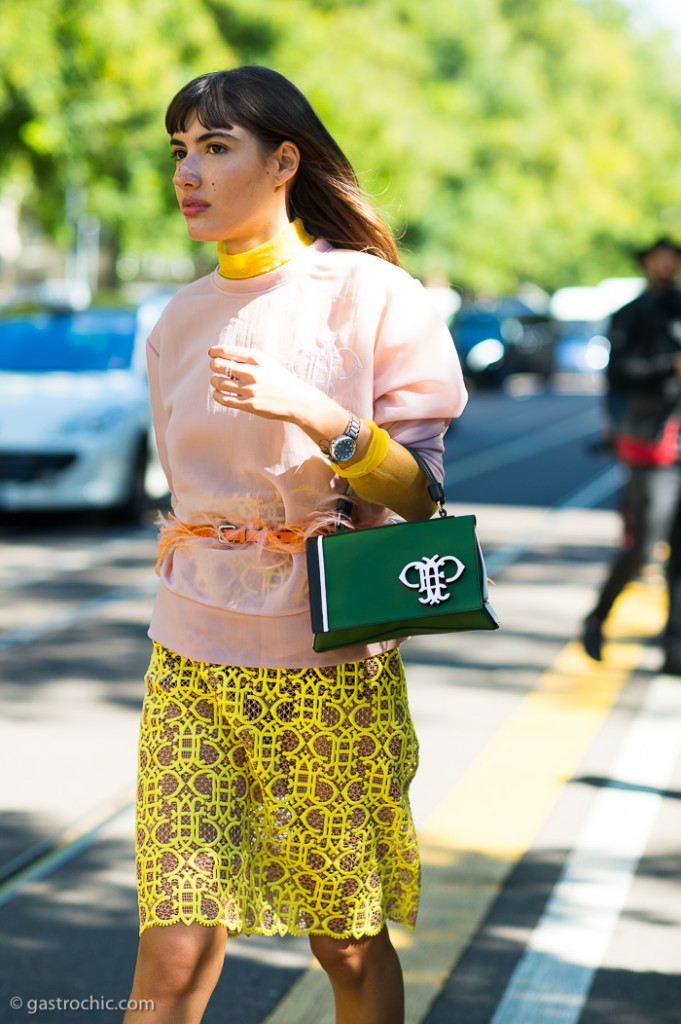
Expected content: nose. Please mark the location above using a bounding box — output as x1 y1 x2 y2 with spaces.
173 156 200 189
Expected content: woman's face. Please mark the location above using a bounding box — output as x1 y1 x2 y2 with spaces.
170 113 295 252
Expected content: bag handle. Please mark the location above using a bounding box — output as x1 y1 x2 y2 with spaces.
406 447 448 518
334 492 354 531
333 446 448 533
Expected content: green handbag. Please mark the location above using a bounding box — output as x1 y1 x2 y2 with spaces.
306 451 499 653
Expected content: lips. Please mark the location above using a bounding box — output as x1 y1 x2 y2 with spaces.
182 197 211 216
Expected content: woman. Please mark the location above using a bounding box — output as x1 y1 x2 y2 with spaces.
125 65 466 1024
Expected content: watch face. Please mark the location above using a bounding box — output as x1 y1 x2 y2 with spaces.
330 435 357 462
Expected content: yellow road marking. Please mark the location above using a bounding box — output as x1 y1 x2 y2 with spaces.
262 581 665 1024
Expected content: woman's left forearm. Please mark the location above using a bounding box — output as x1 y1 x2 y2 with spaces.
334 428 439 521
291 390 374 469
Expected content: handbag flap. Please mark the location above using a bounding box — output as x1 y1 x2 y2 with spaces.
307 514 486 634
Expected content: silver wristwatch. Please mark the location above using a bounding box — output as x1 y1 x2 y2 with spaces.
326 413 361 463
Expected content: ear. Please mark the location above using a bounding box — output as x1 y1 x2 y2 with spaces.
271 141 300 189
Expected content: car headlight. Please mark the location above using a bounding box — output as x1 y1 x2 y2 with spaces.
59 406 130 434
585 336 610 371
466 338 505 372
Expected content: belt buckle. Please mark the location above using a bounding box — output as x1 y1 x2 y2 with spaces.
217 522 239 544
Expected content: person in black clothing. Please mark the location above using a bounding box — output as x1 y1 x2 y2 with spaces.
582 237 681 670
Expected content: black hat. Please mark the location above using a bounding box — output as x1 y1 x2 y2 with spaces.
634 236 681 263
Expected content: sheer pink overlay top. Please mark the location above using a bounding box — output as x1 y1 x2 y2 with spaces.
146 239 467 667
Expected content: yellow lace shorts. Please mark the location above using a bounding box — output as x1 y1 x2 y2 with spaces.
136 643 420 938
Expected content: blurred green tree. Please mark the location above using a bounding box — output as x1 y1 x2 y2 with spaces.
2 0 681 291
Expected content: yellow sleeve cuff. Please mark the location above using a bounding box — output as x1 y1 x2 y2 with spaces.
333 421 392 479
330 419 440 520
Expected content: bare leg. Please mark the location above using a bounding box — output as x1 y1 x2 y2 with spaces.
309 927 404 1024
124 923 227 1024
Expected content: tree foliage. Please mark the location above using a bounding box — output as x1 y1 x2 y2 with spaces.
2 0 681 291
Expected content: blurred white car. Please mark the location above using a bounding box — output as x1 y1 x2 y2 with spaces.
0 293 172 517
549 278 644 374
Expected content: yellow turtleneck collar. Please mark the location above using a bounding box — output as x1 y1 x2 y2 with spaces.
217 219 314 280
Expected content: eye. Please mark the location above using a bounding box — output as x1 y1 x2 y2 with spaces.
208 143 228 155
170 149 186 162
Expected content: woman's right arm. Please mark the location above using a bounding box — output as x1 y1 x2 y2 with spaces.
146 333 177 507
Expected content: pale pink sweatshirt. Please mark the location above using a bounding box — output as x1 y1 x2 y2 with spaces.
147 239 467 668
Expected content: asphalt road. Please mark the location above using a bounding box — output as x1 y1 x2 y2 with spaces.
0 374 679 1023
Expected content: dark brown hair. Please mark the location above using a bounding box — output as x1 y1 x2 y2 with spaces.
166 66 399 265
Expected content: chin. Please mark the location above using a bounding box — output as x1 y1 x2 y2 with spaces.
186 224 222 242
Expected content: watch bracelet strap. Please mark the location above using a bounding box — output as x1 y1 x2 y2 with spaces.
346 413 361 440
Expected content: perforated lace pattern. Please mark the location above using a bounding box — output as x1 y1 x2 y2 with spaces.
136 644 420 938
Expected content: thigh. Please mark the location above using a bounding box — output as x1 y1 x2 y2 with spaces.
627 466 681 556
647 465 681 537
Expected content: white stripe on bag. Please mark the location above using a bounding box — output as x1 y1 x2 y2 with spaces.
317 536 329 632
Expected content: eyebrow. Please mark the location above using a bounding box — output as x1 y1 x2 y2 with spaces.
169 129 239 147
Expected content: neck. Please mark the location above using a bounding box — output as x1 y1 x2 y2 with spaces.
217 219 314 280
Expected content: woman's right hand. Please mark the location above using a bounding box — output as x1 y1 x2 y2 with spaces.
209 344 338 425
208 344 372 463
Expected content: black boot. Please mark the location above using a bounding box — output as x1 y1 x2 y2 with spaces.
582 614 604 662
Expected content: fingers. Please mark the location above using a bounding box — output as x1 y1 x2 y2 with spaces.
208 344 257 358
209 345 258 408
209 356 257 378
210 359 255 382
211 383 251 408
212 387 249 407
208 344 259 366
211 372 250 395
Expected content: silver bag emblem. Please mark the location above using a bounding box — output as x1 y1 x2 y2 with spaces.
398 554 465 606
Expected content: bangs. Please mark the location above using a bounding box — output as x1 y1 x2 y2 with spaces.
165 75 243 136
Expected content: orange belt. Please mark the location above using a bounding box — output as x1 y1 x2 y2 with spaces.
155 512 327 574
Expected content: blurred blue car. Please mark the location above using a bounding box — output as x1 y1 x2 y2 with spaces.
451 310 507 386
553 321 611 373
0 295 172 517
449 298 556 387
